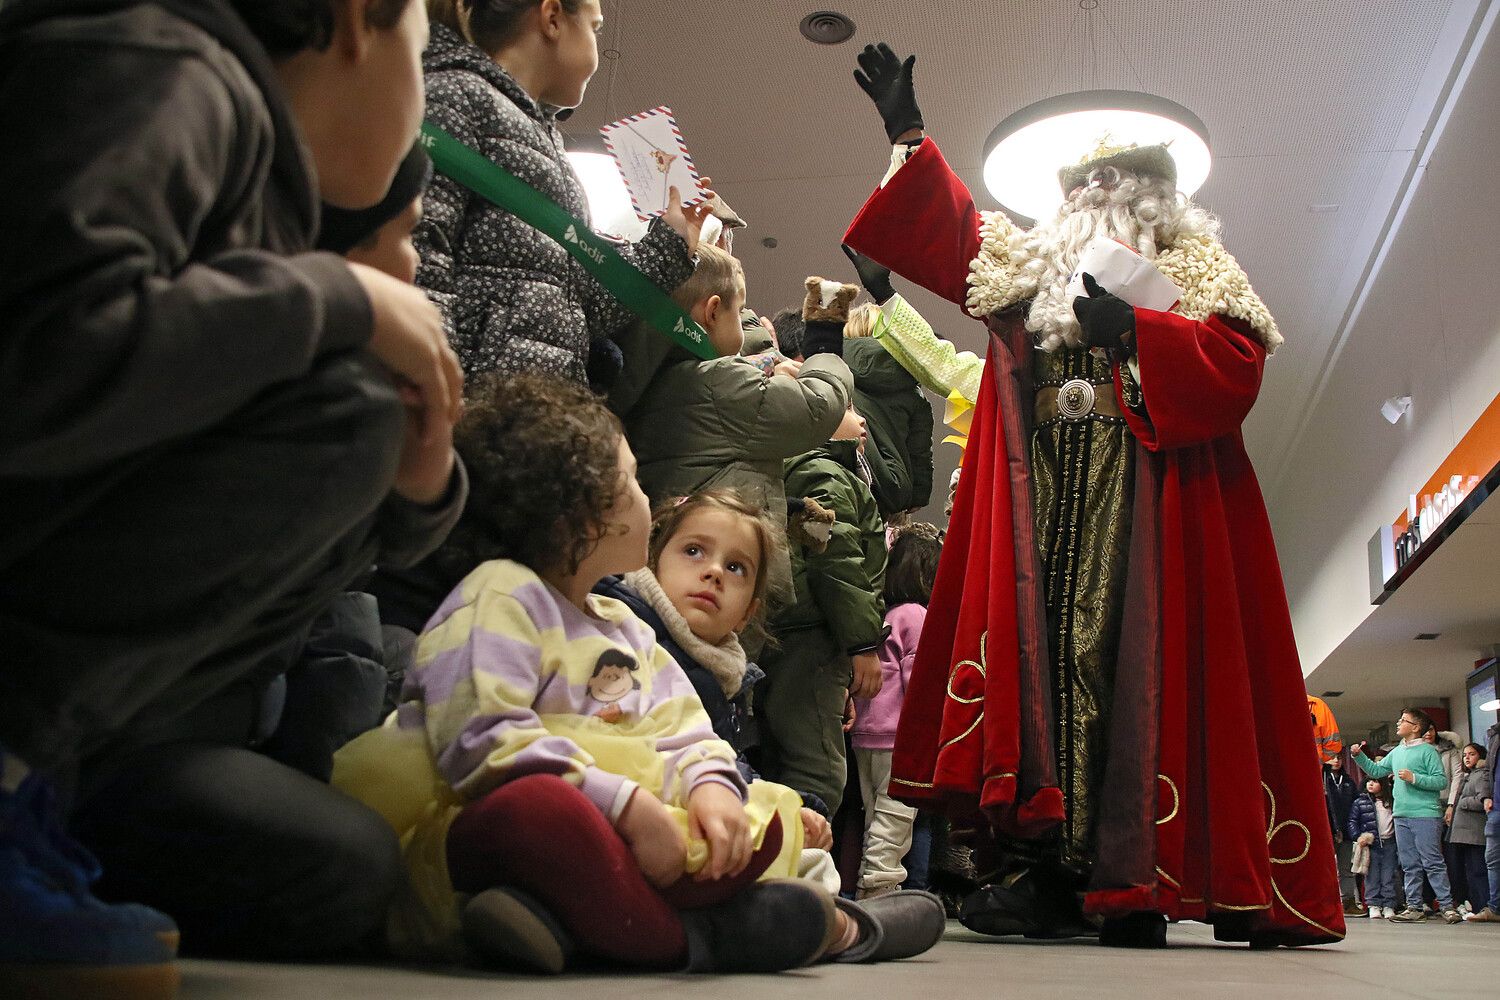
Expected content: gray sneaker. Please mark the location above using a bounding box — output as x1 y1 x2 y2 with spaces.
834 890 947 962
1389 907 1428 923
1440 908 1463 925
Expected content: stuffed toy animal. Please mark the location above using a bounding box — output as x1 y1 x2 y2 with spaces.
787 495 836 553
802 277 859 324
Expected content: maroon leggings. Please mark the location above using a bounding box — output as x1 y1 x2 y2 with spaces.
446 774 781 968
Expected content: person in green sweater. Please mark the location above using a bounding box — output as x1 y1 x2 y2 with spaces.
1352 708 1462 923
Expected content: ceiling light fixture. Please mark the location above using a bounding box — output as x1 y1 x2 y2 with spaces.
1482 698 1500 712
982 91 1211 223
565 151 645 241
980 1 1211 224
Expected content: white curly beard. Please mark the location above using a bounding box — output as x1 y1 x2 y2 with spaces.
1009 170 1220 352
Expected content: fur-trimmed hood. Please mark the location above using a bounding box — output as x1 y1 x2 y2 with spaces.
964 211 1284 355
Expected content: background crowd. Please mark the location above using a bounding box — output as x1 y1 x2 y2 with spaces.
1311 696 1500 925
0 0 960 993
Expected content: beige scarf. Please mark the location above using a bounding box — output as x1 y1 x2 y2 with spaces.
624 569 748 699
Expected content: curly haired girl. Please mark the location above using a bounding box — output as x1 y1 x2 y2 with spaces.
334 374 837 974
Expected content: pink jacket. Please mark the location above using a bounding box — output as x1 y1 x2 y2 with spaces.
851 602 926 750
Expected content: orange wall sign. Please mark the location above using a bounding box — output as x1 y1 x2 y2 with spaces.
1370 390 1500 602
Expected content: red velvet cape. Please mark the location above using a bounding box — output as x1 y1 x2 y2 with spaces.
844 139 1344 944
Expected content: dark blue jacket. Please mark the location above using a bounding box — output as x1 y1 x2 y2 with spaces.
1489 723 1500 803
1346 792 1381 842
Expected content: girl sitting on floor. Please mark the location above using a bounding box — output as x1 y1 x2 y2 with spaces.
335 374 942 974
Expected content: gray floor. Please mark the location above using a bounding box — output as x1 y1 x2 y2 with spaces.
180 918 1494 1000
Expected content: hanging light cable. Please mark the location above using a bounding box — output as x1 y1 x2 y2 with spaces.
981 1 1212 223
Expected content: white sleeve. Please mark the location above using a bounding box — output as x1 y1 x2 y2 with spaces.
879 143 919 189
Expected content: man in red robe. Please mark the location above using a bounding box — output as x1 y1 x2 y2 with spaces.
843 43 1344 948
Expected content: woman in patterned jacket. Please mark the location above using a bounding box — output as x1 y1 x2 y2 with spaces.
417 1 705 386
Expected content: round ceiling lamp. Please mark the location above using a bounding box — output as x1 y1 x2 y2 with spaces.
982 90 1211 224
566 151 646 241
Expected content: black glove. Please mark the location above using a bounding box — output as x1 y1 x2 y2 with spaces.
853 43 924 144
1072 273 1135 353
841 244 895 304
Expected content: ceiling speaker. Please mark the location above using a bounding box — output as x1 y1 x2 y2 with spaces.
799 11 856 45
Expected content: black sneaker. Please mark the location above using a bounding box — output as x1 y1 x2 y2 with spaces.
681 878 837 972
958 867 1090 939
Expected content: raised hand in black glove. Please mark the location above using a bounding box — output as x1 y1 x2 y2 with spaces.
853 43 924 144
841 244 895 304
1072 273 1136 353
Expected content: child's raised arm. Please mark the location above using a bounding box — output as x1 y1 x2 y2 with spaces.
719 355 852 464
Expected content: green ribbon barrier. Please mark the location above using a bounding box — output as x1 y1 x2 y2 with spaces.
418 122 714 360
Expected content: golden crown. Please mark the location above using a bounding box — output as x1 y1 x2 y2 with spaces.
1076 133 1138 166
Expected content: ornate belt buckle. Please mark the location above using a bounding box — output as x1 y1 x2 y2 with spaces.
1057 378 1096 421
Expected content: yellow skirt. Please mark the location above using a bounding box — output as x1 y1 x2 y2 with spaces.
332 718 805 959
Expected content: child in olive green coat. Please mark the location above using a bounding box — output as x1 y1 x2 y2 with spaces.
755 282 890 814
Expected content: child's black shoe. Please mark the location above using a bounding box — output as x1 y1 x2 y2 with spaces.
461 887 574 974
682 878 837 972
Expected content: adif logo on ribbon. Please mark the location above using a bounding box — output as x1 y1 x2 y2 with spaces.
672 317 702 344
564 224 605 265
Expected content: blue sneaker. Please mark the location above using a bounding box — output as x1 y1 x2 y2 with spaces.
0 763 179 999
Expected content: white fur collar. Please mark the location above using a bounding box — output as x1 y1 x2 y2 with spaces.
624 569 748 698
964 212 1284 355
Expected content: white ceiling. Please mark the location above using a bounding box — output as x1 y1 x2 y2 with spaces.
565 0 1491 523
1256 0 1500 734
